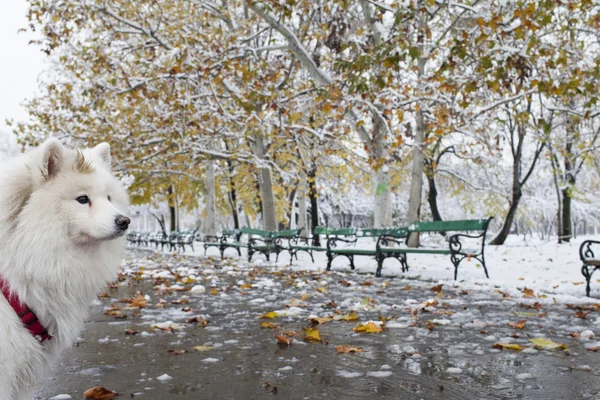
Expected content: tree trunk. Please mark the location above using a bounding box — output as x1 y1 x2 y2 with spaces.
252 136 277 231
426 164 443 222
406 51 427 248
226 159 240 229
308 167 320 246
203 161 218 237
372 116 392 228
491 192 522 245
561 187 572 242
406 101 426 247
297 176 308 237
167 184 176 232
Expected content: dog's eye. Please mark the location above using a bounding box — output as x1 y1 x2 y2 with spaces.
107 195 111 202
76 195 90 205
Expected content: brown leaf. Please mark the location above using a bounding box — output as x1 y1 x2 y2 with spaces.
522 287 534 297
308 316 333 325
275 334 293 345
124 329 138 335
324 300 338 309
336 344 363 354
569 332 581 339
431 284 443 293
507 320 527 329
426 320 435 331
402 285 412 291
338 280 351 287
588 346 600 352
83 386 118 400
168 349 187 355
187 316 209 327
575 311 591 319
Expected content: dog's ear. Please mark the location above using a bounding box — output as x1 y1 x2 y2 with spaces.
93 142 112 171
39 138 65 181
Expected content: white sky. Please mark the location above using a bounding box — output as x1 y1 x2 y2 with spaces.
0 1 46 133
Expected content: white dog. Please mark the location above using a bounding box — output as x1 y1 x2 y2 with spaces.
0 138 129 399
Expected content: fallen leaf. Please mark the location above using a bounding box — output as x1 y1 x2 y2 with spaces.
316 287 328 294
492 343 526 351
569 333 581 339
588 346 600 352
275 334 293 345
193 345 214 351
424 299 439 308
259 311 279 319
325 300 337 309
303 327 322 342
211 288 218 295
336 344 363 354
308 316 333 325
507 320 527 329
187 316 209 327
124 329 138 335
426 320 435 331
572 282 584 285
168 349 187 355
522 287 534 297
529 337 568 351
431 284 443 293
260 322 278 329
402 285 412 291
353 322 383 333
336 311 359 322
459 290 469 295
575 311 591 319
83 386 118 400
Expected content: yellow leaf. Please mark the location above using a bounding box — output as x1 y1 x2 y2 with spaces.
260 322 278 329
316 287 328 294
492 343 526 351
258 311 279 319
301 293 309 301
528 338 568 350
193 346 214 351
336 311 359 322
303 327 322 341
353 322 383 333
336 344 363 354
211 288 218 295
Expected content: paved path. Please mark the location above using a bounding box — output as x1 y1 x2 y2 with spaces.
36 249 600 400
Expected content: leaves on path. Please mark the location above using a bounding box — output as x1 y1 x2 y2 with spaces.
260 322 279 329
507 320 527 329
303 327 322 342
336 311 359 322
275 334 294 345
528 338 568 351
492 343 527 351
83 387 117 400
336 344 363 354
259 311 279 319
353 322 383 333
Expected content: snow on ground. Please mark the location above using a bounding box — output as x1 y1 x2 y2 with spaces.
136 234 600 303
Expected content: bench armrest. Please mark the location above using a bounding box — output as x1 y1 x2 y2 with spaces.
376 235 405 250
248 237 273 246
203 235 222 243
449 233 485 255
580 240 600 261
326 236 357 250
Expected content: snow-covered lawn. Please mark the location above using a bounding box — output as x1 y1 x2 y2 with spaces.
145 235 600 303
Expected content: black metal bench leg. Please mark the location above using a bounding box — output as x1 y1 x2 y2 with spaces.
309 251 314 263
582 265 592 297
326 253 333 271
451 254 461 280
480 253 490 279
349 255 355 270
375 254 384 278
248 250 253 263
236 247 241 257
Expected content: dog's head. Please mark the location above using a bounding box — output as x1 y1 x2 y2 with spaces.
26 138 131 245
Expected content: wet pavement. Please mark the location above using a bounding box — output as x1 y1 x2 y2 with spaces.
35 249 600 400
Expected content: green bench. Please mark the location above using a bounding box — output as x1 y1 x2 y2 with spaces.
376 218 493 279
579 240 600 296
243 227 302 262
289 226 341 264
203 229 245 258
325 228 402 272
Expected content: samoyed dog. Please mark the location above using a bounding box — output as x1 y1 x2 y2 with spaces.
0 138 130 399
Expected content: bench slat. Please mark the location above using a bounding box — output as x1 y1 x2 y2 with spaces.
314 226 356 236
240 227 271 237
330 249 377 256
409 219 488 233
358 228 408 238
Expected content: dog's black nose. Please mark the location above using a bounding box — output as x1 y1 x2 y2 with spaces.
115 215 131 231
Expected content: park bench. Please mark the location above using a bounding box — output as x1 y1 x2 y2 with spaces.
242 227 302 262
289 226 331 263
148 231 162 248
126 232 138 244
204 229 245 258
376 218 493 279
579 239 600 296
325 228 404 272
176 230 197 252
136 232 149 247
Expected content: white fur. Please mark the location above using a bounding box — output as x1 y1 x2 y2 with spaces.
0 138 129 399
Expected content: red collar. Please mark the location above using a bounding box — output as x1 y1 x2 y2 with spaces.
0 276 52 344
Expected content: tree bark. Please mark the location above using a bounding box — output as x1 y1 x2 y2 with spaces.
308 167 320 246
203 161 218 237
561 187 572 242
252 136 277 231
406 100 426 247
167 184 176 232
426 167 443 222
297 176 308 237
226 159 240 229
